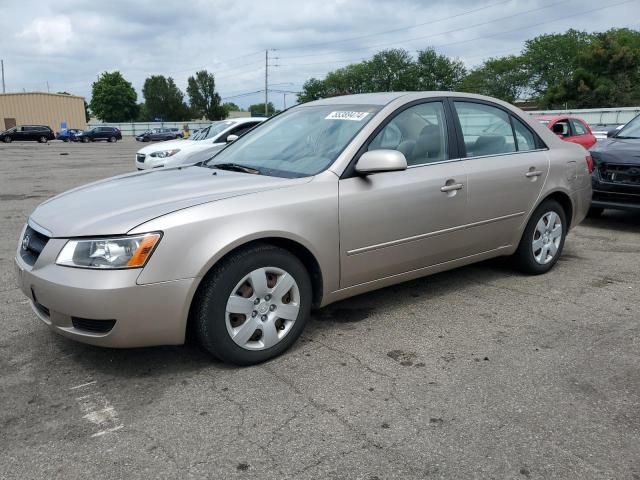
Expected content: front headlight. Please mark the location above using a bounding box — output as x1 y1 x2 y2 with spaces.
56 233 162 269
150 149 181 158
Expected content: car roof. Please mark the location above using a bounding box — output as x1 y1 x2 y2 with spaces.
303 91 533 108
534 115 567 122
230 117 267 124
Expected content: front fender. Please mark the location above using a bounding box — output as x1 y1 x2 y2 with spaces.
130 172 340 299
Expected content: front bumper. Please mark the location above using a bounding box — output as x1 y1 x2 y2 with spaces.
591 177 640 211
15 238 197 348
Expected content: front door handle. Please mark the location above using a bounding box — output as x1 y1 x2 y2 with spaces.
440 182 464 192
525 169 543 178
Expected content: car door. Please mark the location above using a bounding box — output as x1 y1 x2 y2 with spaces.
451 100 550 253
568 118 596 149
338 100 469 288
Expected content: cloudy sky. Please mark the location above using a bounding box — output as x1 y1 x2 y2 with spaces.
0 0 637 110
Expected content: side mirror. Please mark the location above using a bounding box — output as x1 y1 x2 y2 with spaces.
355 149 407 175
606 128 618 138
226 134 239 143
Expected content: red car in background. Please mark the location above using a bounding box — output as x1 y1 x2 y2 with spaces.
535 115 597 149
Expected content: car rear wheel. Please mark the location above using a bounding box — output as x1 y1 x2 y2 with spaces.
514 199 566 275
63 138 70 143
193 244 312 365
109 136 117 143
3 136 11 143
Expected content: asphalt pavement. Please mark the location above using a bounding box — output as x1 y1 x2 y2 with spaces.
1 139 639 479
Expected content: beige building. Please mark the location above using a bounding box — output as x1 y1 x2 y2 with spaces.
0 92 86 132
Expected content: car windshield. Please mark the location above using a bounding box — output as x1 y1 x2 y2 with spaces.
614 114 640 139
204 104 380 178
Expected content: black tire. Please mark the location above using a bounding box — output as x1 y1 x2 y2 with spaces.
587 207 604 218
193 243 312 365
513 199 567 275
3 136 11 143
82 136 90 143
63 138 70 143
38 136 47 143
109 136 117 143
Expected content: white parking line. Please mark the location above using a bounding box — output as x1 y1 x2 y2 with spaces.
70 380 123 438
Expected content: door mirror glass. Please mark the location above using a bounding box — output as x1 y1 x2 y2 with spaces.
355 149 407 174
226 134 239 143
607 128 617 138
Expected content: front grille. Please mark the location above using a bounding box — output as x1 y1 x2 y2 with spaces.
20 226 50 266
71 317 116 334
600 163 640 186
136 153 146 163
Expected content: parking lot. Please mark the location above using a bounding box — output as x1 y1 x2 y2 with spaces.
1 139 639 479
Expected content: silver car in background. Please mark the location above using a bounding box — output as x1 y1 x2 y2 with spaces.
15 92 592 365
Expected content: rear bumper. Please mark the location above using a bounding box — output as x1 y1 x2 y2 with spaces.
15 253 197 348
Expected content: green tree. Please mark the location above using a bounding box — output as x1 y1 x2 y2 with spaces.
298 48 465 103
186 70 225 120
545 28 640 108
298 78 328 103
222 102 242 117
522 29 593 100
413 48 467 91
84 100 91 123
89 71 138 122
462 56 528 102
142 75 190 121
248 102 277 116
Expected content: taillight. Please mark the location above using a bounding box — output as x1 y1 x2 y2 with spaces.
585 154 594 173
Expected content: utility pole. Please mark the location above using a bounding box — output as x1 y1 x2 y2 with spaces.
46 80 50 93
1 60 5 93
265 50 268 116
264 49 278 116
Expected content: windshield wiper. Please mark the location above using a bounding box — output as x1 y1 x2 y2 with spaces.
614 135 640 139
210 163 261 175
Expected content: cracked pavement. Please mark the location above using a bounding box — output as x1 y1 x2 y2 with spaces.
1 139 639 479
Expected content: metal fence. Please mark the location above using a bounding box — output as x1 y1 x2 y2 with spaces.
86 121 214 137
528 107 640 128
88 107 640 137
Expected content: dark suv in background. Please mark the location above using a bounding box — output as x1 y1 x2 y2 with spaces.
589 113 640 216
0 125 55 143
135 128 180 142
76 126 122 143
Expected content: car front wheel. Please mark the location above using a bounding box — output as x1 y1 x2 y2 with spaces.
38 136 47 143
3 136 11 143
514 199 566 275
81 136 90 143
193 244 312 365
109 136 117 143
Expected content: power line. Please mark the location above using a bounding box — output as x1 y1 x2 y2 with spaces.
279 0 565 60
279 0 633 72
281 0 515 51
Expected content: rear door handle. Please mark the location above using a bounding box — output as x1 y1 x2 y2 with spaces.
440 183 464 192
525 170 543 178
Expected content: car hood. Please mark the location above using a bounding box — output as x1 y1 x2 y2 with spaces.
30 166 309 237
138 139 196 153
591 137 640 164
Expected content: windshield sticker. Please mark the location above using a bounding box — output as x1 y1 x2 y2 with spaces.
325 111 370 121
